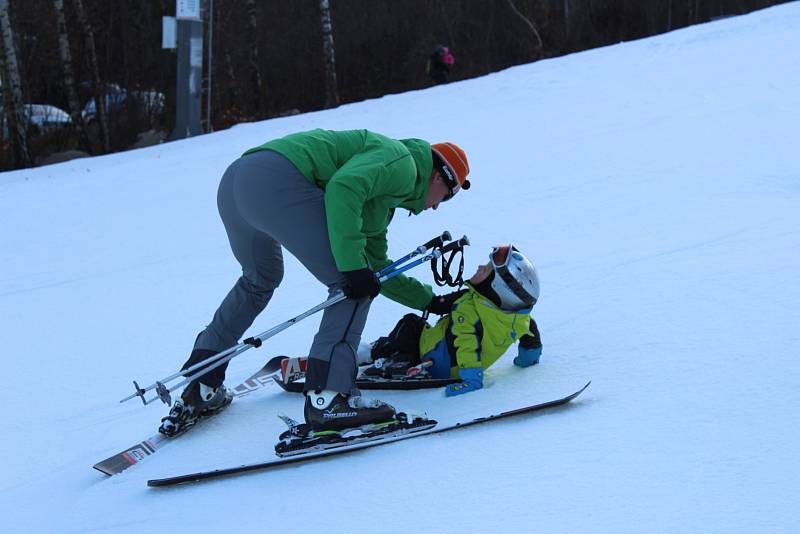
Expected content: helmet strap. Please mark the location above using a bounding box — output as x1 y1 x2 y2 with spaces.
472 272 503 308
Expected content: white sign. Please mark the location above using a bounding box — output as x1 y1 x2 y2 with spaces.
162 16 176 49
190 37 203 67
176 0 201 21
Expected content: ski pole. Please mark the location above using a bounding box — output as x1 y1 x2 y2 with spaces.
167 234 471 400
376 230 451 277
120 232 455 405
140 241 467 406
120 233 468 406
136 235 471 406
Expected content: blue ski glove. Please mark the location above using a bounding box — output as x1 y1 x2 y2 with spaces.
446 368 483 397
514 346 541 368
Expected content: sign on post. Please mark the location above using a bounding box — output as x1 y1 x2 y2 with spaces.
176 0 201 21
162 16 176 49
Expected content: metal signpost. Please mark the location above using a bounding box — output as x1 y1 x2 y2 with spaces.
170 0 204 140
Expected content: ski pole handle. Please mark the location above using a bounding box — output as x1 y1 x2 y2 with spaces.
377 230 452 277
423 230 452 251
377 234 470 283
440 235 470 254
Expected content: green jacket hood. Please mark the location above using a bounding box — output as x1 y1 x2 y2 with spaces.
398 138 433 215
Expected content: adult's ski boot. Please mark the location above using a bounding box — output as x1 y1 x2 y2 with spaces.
304 390 396 432
158 381 233 437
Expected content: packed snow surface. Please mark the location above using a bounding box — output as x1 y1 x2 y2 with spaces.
2 4 799 532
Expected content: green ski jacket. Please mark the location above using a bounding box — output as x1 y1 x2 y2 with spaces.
243 129 435 310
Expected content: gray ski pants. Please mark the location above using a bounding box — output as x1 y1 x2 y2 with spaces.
187 150 370 395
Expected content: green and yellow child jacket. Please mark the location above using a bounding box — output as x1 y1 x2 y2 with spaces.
418 283 533 378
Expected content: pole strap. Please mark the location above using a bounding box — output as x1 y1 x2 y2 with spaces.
431 236 469 287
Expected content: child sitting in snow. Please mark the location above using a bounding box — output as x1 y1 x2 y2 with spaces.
359 244 542 396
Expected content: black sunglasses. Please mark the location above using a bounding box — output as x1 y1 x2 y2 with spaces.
435 165 458 202
442 185 456 202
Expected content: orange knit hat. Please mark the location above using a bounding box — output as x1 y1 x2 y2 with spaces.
431 142 471 194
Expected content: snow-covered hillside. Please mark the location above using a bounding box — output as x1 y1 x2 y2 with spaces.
2 3 799 532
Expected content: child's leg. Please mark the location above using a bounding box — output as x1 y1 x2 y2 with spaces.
371 313 428 362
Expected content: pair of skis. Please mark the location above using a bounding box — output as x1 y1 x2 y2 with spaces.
94 354 457 476
96 351 590 486
94 354 457 475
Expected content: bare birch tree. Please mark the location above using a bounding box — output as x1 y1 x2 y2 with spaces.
0 0 32 168
52 0 92 152
72 0 109 152
318 0 339 108
505 0 543 52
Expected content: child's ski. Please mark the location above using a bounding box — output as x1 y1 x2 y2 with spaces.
272 374 459 392
276 355 460 391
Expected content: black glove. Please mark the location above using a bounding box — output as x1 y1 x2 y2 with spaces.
426 289 468 315
343 268 381 300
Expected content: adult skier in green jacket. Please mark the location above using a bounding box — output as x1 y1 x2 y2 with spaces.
159 129 472 436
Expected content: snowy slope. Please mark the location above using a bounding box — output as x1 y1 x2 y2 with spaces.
2 3 800 532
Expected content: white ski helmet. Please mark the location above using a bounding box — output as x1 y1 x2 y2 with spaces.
489 244 540 310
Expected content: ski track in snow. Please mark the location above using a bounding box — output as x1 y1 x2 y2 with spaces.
2 4 800 533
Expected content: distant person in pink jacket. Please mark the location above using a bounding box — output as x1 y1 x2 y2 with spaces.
427 44 455 84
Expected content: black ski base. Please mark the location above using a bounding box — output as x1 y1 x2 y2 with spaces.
272 374 459 393
147 381 590 487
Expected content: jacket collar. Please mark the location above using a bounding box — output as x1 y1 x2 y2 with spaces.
398 138 432 215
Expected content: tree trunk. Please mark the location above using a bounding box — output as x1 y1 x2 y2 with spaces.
319 0 339 108
72 0 109 153
224 49 237 108
245 0 263 115
0 0 32 168
52 0 92 153
505 0 543 53
482 2 496 71
667 0 673 31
